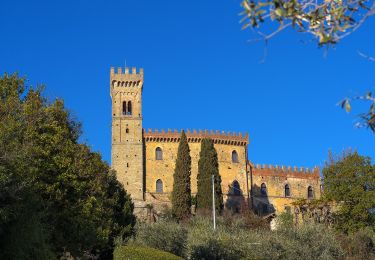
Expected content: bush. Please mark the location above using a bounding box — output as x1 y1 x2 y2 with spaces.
188 216 344 260
338 228 375 259
222 210 269 230
272 223 344 260
187 216 258 260
133 216 345 260
114 245 183 260
133 220 187 257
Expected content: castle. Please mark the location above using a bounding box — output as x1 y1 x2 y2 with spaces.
110 66 321 216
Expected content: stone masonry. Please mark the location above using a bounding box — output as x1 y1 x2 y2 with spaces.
110 66 321 215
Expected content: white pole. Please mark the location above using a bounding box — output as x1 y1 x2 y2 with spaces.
212 174 216 230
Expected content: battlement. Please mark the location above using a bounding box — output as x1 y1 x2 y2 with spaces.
110 66 144 76
143 128 249 146
249 161 320 179
110 66 144 89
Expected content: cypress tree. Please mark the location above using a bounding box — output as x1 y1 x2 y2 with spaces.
171 130 192 219
196 138 223 213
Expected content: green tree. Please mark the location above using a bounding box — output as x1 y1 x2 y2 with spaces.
172 130 192 219
323 151 375 233
196 138 223 213
0 73 136 259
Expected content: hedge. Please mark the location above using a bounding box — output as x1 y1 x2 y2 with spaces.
114 245 183 260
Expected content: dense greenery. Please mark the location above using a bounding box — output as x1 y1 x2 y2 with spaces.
323 151 375 233
131 214 375 259
196 138 223 213
0 73 135 259
171 130 192 220
114 245 183 260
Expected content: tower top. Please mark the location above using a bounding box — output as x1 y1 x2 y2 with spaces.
110 66 144 93
110 66 144 76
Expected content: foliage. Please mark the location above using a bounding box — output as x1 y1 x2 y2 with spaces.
114 245 183 260
277 211 294 230
130 214 375 259
187 215 343 260
132 220 188 257
196 138 224 213
222 210 269 230
323 151 375 233
240 0 375 132
240 0 375 47
0 73 136 258
341 84 375 132
338 227 375 259
171 130 192 220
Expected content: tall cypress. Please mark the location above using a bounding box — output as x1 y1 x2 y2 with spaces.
196 138 223 212
171 130 192 219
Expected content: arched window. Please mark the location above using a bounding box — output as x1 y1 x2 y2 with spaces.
260 183 267 196
127 101 132 115
308 186 314 199
156 179 163 193
122 101 127 115
232 180 241 195
126 128 129 133
232 150 239 163
285 184 291 197
155 147 163 160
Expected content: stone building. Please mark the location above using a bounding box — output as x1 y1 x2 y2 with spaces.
110 66 321 215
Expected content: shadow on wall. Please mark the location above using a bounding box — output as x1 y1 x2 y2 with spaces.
225 180 248 213
251 184 275 216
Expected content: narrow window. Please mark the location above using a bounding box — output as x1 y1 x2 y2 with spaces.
232 180 241 195
308 186 314 199
126 128 129 133
285 184 291 197
232 150 239 163
122 101 127 115
260 183 267 196
156 179 163 193
127 101 132 115
155 147 163 160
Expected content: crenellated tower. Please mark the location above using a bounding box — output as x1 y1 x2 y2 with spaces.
110 66 144 201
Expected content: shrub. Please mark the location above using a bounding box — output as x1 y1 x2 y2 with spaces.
133 220 187 257
273 223 344 260
338 228 375 259
114 245 183 260
222 210 269 230
187 216 258 260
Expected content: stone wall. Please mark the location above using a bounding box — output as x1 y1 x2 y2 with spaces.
250 164 321 215
144 129 249 210
109 66 322 215
111 67 144 201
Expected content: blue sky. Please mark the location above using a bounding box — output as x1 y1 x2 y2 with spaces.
0 0 374 170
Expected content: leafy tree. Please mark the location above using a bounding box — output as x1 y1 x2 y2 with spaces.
172 130 192 219
323 151 375 233
196 138 223 213
0 73 136 259
240 0 374 47
240 0 375 131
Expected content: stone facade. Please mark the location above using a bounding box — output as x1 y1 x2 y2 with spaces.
110 66 321 215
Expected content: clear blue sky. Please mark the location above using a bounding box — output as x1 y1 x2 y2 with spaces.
0 1 374 170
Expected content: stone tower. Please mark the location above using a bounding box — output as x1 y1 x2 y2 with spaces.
110 66 144 201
